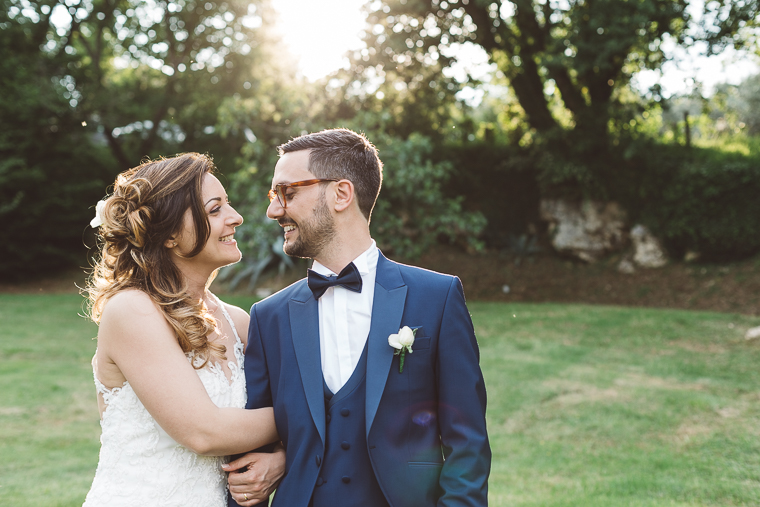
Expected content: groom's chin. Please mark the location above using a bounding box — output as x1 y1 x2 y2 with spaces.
283 242 309 259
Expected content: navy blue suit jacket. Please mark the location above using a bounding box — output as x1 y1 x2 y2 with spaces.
232 252 490 507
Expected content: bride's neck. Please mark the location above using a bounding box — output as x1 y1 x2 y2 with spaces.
171 257 214 302
180 269 213 302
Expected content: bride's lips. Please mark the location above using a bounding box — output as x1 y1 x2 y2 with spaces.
219 233 236 244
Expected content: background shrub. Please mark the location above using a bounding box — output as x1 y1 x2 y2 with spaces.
651 156 760 260
440 142 541 249
614 141 760 261
370 133 487 258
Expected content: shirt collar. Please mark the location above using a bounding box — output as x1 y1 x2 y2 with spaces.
312 240 377 277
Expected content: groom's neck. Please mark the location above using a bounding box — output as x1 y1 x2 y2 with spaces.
314 228 373 274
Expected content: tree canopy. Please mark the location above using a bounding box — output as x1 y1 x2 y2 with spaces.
347 0 758 193
2 0 760 278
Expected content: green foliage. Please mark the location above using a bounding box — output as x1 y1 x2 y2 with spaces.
605 77 760 261
355 0 694 147
0 0 293 277
370 132 487 257
735 74 760 135
42 0 285 168
439 142 541 248
648 149 760 260
699 73 760 138
0 5 114 279
608 138 760 260
356 0 759 199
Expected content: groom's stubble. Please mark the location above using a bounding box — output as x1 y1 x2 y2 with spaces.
281 189 336 260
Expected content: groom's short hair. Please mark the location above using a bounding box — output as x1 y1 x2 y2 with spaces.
278 128 383 222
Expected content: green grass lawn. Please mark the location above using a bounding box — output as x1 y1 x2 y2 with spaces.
1 294 759 506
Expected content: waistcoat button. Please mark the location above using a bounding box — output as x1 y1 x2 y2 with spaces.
342 476 351 484
340 408 350 417
316 455 321 467
316 477 325 486
341 441 350 450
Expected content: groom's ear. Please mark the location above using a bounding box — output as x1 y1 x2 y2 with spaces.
333 179 355 213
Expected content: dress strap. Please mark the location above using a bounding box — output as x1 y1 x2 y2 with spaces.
212 293 242 347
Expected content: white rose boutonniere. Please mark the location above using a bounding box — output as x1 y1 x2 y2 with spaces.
388 326 416 373
90 200 107 228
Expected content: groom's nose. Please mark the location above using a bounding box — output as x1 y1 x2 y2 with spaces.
266 197 284 220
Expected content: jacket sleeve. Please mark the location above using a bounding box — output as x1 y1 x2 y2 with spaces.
228 304 274 507
244 303 273 410
436 277 491 506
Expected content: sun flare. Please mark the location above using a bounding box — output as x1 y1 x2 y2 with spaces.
273 0 368 81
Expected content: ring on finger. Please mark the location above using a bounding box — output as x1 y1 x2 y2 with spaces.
244 493 249 501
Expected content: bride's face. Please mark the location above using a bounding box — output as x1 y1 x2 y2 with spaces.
173 173 244 271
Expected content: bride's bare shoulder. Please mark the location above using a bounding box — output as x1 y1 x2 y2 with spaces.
97 290 176 352
100 290 162 325
222 301 249 321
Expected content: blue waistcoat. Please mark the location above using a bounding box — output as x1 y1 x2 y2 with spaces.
310 344 390 507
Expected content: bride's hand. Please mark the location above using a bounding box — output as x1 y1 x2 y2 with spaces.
224 444 286 506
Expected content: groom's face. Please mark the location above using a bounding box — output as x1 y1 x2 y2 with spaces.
267 150 336 259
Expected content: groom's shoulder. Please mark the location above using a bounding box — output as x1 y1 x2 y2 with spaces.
386 256 459 289
253 277 308 310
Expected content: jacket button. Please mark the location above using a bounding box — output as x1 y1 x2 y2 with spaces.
316 477 325 486
340 408 350 417
342 476 351 484
341 441 350 450
316 455 321 467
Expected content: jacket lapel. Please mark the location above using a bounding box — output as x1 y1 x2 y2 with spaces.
288 282 326 446
366 253 407 437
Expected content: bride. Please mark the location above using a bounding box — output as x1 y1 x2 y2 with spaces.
83 153 283 506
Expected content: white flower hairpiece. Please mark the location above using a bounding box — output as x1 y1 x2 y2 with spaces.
90 200 107 228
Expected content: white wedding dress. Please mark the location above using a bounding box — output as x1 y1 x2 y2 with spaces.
83 300 246 507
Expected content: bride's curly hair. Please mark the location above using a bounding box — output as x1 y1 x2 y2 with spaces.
86 153 225 367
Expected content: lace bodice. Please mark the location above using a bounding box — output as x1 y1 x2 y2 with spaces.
83 297 246 507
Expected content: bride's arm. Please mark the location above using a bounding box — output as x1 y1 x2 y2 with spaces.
96 290 278 456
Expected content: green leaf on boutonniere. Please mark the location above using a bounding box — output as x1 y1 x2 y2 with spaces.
389 326 416 373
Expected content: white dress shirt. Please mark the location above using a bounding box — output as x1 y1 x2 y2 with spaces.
312 241 378 393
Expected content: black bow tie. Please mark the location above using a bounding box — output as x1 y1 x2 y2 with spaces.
307 262 363 300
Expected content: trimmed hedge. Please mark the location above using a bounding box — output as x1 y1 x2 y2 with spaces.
645 155 760 260
440 138 760 261
609 140 760 261
440 142 542 248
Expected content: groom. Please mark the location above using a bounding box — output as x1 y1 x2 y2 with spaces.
228 128 490 506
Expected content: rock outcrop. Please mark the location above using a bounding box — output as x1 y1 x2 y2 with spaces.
540 200 627 262
630 224 667 268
